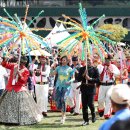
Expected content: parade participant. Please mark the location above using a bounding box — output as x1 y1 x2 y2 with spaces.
50 55 75 124
0 57 8 96
28 56 37 71
99 84 130 130
126 54 130 86
93 58 101 101
98 54 120 119
28 56 37 101
70 56 81 115
115 59 128 84
77 58 100 126
114 60 122 84
93 54 102 67
0 56 42 125
27 70 35 96
35 56 50 117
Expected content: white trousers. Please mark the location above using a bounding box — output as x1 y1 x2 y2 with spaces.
71 82 81 113
122 79 128 84
35 84 49 113
98 85 113 116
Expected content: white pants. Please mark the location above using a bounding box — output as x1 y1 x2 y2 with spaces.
122 79 128 84
71 82 81 113
35 84 49 113
98 85 113 117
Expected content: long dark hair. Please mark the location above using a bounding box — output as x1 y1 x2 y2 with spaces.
60 56 69 66
8 56 18 63
60 56 68 61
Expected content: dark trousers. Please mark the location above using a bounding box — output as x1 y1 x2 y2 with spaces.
0 89 4 96
81 93 95 122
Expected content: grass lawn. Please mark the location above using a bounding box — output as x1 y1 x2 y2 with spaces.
0 110 105 130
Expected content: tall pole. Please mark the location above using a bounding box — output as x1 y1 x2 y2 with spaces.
85 42 88 84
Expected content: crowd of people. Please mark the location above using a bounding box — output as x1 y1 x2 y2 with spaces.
0 46 129 130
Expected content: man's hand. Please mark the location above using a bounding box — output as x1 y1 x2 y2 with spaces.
83 70 87 77
85 74 91 80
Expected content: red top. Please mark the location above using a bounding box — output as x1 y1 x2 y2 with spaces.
2 61 29 92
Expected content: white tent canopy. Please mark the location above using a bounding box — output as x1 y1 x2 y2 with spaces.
44 25 59 47
45 24 78 48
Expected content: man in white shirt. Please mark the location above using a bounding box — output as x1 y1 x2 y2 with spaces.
35 56 50 117
97 55 120 119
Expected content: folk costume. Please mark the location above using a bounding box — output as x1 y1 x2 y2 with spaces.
97 56 120 119
35 56 50 116
0 57 42 125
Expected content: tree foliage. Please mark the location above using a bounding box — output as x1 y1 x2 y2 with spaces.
98 24 128 42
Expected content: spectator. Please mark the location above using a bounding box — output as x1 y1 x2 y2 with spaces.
110 119 130 130
99 84 130 130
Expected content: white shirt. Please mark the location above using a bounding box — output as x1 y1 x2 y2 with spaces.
29 63 38 71
35 64 50 82
97 64 120 82
0 65 8 89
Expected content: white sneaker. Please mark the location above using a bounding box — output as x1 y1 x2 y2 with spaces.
60 116 66 124
82 121 89 126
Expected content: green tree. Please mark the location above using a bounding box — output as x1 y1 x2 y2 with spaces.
98 24 128 42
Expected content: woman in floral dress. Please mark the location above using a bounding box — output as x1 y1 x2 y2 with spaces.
51 56 75 124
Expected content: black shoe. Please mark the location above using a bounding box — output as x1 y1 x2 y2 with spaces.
99 111 104 117
112 112 115 115
42 112 48 117
73 113 79 116
70 107 75 114
82 121 89 126
92 117 96 123
92 113 96 123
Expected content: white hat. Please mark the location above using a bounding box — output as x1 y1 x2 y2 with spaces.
110 84 130 105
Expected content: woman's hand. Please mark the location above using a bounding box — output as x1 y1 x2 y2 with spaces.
17 70 22 77
65 81 71 85
51 62 57 69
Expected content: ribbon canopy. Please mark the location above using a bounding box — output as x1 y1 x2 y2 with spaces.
56 3 116 60
0 5 50 57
